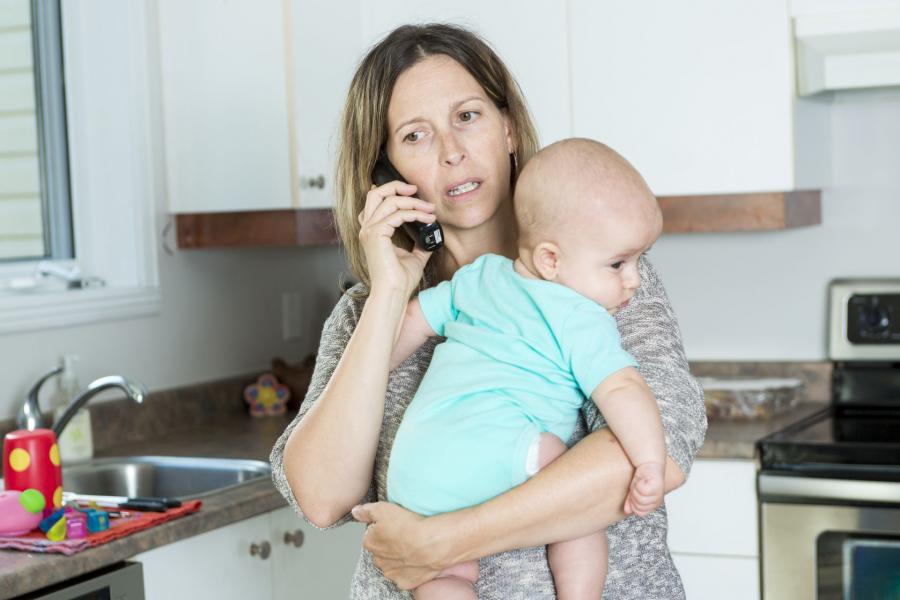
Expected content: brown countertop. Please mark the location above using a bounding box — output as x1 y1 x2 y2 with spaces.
0 414 297 599
698 402 827 460
0 395 826 597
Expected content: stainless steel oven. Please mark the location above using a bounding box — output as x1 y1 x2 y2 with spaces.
758 280 900 600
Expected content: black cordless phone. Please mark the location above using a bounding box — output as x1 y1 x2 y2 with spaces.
372 151 444 251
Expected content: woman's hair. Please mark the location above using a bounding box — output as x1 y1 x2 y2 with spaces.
333 23 539 297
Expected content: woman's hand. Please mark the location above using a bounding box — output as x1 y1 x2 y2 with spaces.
351 502 449 590
357 181 436 297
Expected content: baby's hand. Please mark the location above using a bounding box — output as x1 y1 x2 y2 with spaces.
624 462 665 518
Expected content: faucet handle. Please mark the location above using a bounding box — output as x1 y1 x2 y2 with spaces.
17 366 63 431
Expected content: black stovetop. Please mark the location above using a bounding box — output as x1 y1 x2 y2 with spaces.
758 404 900 480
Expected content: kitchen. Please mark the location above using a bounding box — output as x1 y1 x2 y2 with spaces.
1 0 900 598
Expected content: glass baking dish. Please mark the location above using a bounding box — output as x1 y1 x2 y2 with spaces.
698 377 803 420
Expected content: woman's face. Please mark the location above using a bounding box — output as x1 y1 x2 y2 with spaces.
385 55 515 233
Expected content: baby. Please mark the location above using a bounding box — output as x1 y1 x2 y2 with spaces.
385 138 666 599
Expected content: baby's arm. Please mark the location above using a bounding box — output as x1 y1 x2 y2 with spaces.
389 297 437 371
591 367 666 517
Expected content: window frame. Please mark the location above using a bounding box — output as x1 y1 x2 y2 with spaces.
0 0 161 335
32 0 74 261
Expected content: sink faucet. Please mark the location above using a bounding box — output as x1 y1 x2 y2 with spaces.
16 369 148 435
16 366 63 430
52 376 148 438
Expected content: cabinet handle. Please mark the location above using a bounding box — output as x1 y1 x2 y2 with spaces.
300 175 326 189
250 540 271 560
284 529 305 547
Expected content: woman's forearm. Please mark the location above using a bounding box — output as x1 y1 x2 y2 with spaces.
434 429 686 565
283 288 407 526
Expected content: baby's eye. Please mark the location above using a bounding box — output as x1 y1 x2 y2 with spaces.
611 261 624 270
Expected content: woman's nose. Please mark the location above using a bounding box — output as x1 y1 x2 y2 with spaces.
439 131 466 166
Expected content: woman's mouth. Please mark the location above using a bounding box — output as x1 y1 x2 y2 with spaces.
446 179 481 200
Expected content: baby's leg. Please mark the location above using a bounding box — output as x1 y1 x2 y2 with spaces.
413 560 479 600
535 433 609 600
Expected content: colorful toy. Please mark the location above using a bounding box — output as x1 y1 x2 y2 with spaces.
2 429 63 517
85 509 109 533
38 507 65 533
65 510 88 539
243 374 291 417
46 515 67 541
0 489 46 535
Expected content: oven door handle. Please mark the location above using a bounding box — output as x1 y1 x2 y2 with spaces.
759 473 900 505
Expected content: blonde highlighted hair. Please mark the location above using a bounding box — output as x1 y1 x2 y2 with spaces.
333 23 539 297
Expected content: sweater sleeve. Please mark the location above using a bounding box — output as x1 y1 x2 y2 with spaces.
269 284 375 529
580 256 707 478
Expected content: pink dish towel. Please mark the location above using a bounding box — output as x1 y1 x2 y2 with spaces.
0 500 202 555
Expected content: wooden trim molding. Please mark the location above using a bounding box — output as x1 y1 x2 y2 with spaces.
174 189 822 248
658 190 821 233
175 209 339 248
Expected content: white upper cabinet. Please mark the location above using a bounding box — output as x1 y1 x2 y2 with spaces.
157 0 294 213
289 0 362 209
158 0 362 213
359 0 571 146
569 0 830 197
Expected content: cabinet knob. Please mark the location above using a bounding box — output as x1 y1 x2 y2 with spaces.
284 529 305 547
250 540 271 560
300 175 326 189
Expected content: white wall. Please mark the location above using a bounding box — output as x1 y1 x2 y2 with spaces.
0 243 348 420
652 88 900 361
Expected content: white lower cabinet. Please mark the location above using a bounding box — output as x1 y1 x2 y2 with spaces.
672 553 760 600
135 506 365 599
135 512 274 599
666 459 760 600
270 506 366 599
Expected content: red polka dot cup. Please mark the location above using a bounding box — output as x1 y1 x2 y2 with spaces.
3 429 63 517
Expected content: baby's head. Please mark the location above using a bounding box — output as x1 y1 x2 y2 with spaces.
514 138 662 314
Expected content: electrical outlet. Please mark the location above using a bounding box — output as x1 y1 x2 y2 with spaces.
281 291 303 341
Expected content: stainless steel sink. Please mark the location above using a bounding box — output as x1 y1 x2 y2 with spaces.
60 456 272 500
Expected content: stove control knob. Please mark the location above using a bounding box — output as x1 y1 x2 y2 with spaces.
860 303 891 335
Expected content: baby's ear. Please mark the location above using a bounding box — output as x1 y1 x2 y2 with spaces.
532 242 561 281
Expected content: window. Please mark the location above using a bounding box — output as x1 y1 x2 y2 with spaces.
0 0 72 264
0 0 161 334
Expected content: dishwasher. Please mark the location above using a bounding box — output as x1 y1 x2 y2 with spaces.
17 561 144 600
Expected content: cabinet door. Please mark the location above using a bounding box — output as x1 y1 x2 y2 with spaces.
270 505 365 600
666 459 758 557
359 0 571 145
672 553 760 600
289 0 363 209
135 512 274 600
570 0 796 196
157 0 294 213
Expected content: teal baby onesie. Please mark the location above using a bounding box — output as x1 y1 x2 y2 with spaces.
386 254 637 516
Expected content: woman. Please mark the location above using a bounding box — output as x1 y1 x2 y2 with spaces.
271 23 706 599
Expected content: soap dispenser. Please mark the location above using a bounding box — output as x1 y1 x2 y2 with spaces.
51 355 94 462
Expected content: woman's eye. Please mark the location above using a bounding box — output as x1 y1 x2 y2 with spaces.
611 261 624 270
404 131 423 143
459 110 478 122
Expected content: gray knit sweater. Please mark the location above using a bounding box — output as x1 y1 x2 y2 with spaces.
270 257 707 599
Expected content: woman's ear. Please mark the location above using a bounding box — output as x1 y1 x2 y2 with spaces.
503 112 516 155
532 242 561 281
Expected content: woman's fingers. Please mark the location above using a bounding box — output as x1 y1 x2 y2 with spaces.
360 181 419 225
368 196 435 225
359 210 436 245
